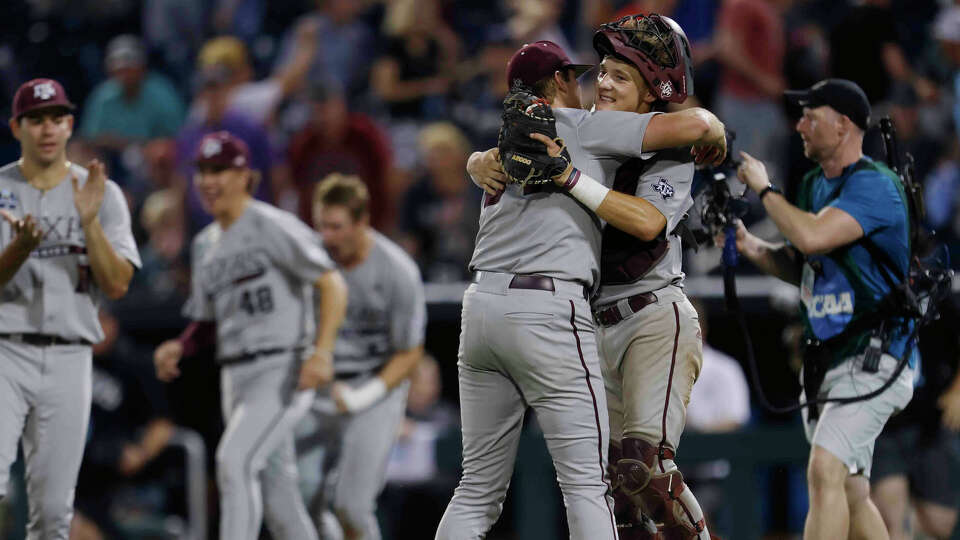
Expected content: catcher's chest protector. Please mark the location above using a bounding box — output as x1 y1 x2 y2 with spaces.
600 158 669 285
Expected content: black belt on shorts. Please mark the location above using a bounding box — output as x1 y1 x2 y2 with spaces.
504 273 590 300
0 333 90 346
592 292 658 327
218 347 290 366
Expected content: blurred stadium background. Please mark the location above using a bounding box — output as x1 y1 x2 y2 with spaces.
0 0 959 538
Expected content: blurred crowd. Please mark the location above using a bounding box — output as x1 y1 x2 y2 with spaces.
0 0 959 293
1 0 960 537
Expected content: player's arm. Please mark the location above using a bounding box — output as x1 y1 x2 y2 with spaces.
298 269 348 390
736 152 863 255
0 212 42 287
73 161 135 299
333 262 426 413
534 134 669 241
577 108 726 165
154 320 217 381
466 148 507 195
643 108 727 165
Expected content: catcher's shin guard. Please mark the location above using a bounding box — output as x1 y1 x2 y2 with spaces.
616 438 710 540
610 442 661 539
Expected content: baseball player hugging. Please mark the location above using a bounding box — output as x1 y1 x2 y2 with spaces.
0 78 140 540
462 14 729 539
296 173 426 540
153 131 348 540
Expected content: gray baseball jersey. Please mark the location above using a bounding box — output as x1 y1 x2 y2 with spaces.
299 231 424 538
183 200 334 360
183 200 331 540
323 231 426 377
0 162 141 342
441 110 659 540
468 109 659 288
0 161 140 539
594 147 694 305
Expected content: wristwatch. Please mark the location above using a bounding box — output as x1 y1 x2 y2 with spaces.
759 183 782 201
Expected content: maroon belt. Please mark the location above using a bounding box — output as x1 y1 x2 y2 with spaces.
508 274 555 292
593 292 657 327
506 274 589 300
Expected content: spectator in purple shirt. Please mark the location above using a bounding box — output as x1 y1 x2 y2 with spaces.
176 66 273 231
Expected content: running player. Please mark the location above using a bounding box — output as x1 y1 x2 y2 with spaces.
153 131 347 540
296 173 426 540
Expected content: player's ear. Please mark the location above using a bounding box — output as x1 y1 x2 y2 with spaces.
8 117 19 139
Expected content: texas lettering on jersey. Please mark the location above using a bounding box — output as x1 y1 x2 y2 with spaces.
3 215 86 257
197 248 270 298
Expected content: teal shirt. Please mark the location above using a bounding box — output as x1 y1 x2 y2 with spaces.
80 72 185 140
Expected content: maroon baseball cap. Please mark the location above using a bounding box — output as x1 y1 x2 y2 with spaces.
194 131 251 169
12 78 76 120
506 41 593 88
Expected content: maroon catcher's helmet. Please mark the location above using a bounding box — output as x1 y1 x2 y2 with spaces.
593 14 694 103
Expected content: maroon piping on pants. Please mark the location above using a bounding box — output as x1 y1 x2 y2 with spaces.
658 302 681 473
568 300 618 539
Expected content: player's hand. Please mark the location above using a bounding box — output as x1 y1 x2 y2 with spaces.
735 151 770 194
154 339 184 382
0 211 42 253
72 159 107 227
118 444 148 476
467 148 507 195
331 381 351 413
938 388 960 431
298 349 334 390
529 133 574 186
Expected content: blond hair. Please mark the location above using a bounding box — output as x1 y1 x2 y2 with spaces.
198 36 249 71
418 122 471 157
313 173 370 221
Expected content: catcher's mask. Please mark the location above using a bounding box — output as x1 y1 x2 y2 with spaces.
593 13 694 103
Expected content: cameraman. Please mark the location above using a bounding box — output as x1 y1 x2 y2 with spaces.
728 79 915 539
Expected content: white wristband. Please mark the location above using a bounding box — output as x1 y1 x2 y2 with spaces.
340 378 387 412
563 168 610 212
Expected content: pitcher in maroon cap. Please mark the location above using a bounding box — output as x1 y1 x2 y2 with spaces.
0 77 140 539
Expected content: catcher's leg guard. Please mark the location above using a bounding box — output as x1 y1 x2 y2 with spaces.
610 442 661 539
616 438 710 540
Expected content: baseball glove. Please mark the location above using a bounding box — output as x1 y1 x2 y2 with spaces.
497 81 571 187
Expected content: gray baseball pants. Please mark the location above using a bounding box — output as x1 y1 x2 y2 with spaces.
296 380 409 540
217 353 318 540
0 339 91 540
436 272 617 540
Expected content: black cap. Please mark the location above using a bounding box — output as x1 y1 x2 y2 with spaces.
785 79 871 130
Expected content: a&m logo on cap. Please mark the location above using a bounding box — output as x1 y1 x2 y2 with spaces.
202 138 223 159
33 82 56 101
659 81 673 98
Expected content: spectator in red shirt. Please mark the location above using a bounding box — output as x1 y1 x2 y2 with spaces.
714 0 791 180
287 82 393 231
